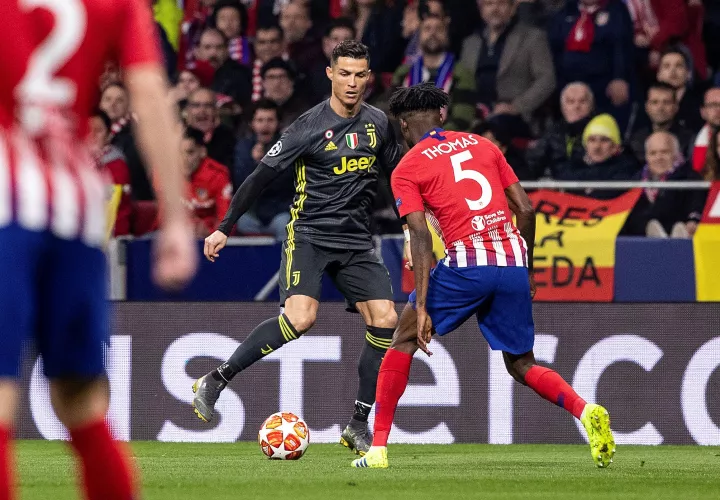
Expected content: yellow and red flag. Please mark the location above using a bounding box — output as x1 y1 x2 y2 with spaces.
528 189 641 301
693 181 720 301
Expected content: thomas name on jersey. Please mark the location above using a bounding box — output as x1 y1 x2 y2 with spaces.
420 134 479 160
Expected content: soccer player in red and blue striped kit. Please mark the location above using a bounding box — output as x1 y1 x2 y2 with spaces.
352 83 615 469
0 1 196 499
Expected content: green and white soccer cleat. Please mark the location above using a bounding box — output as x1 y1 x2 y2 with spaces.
351 446 388 468
191 373 226 423
580 404 616 468
340 424 372 456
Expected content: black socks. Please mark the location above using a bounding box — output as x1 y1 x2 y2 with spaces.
354 326 394 421
215 313 300 382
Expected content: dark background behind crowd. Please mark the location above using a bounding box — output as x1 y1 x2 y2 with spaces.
97 0 720 241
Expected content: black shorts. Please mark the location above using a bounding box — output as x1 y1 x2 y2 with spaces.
279 239 394 312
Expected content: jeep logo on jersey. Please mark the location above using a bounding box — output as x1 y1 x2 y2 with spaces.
333 155 376 175
345 133 359 150
471 215 485 232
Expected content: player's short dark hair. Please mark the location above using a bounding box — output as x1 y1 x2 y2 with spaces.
388 82 450 120
183 126 206 146
331 40 370 66
199 27 229 46
91 108 112 131
647 81 678 101
251 98 281 120
325 17 356 40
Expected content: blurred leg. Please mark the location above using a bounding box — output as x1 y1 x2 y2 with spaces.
51 378 135 500
0 382 18 500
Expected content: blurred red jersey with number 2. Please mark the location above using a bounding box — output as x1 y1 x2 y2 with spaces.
391 128 528 268
0 0 160 246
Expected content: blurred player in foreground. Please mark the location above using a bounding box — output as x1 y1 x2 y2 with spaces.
0 1 197 499
352 83 615 469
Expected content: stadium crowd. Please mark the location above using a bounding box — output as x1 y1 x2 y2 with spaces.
97 0 719 240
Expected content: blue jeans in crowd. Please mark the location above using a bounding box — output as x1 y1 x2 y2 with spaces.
236 212 290 241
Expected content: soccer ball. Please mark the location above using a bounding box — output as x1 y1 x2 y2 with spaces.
258 412 310 460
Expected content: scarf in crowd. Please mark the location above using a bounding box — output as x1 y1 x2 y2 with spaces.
641 159 682 202
624 0 659 39
228 36 252 65
565 0 609 53
109 116 130 142
403 52 455 94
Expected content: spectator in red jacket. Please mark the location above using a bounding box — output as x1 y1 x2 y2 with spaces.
182 127 233 237
88 109 132 237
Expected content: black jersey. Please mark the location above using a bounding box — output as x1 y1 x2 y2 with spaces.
260 100 402 250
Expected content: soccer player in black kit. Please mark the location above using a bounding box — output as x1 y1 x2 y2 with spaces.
193 40 402 456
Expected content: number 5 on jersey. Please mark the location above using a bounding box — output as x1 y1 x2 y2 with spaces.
451 151 493 211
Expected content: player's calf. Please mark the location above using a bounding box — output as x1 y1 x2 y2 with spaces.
194 313 303 422
342 325 395 456
503 351 536 386
0 423 11 500
52 378 136 500
0 382 16 500
506 352 616 467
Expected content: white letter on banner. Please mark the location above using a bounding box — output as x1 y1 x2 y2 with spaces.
366 340 460 444
488 335 558 444
573 335 663 445
30 335 132 440
261 336 342 442
681 337 720 445
157 333 244 442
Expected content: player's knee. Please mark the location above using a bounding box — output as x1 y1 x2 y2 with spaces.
503 351 535 385
284 310 316 333
505 365 525 385
0 381 20 425
376 310 398 330
368 302 398 330
50 377 109 428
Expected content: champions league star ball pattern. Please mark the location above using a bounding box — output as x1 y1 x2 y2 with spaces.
258 412 310 460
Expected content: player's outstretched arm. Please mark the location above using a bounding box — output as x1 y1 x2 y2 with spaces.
204 164 281 262
125 66 197 290
406 211 435 356
505 182 537 298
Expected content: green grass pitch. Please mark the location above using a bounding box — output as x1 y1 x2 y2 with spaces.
15 441 719 500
